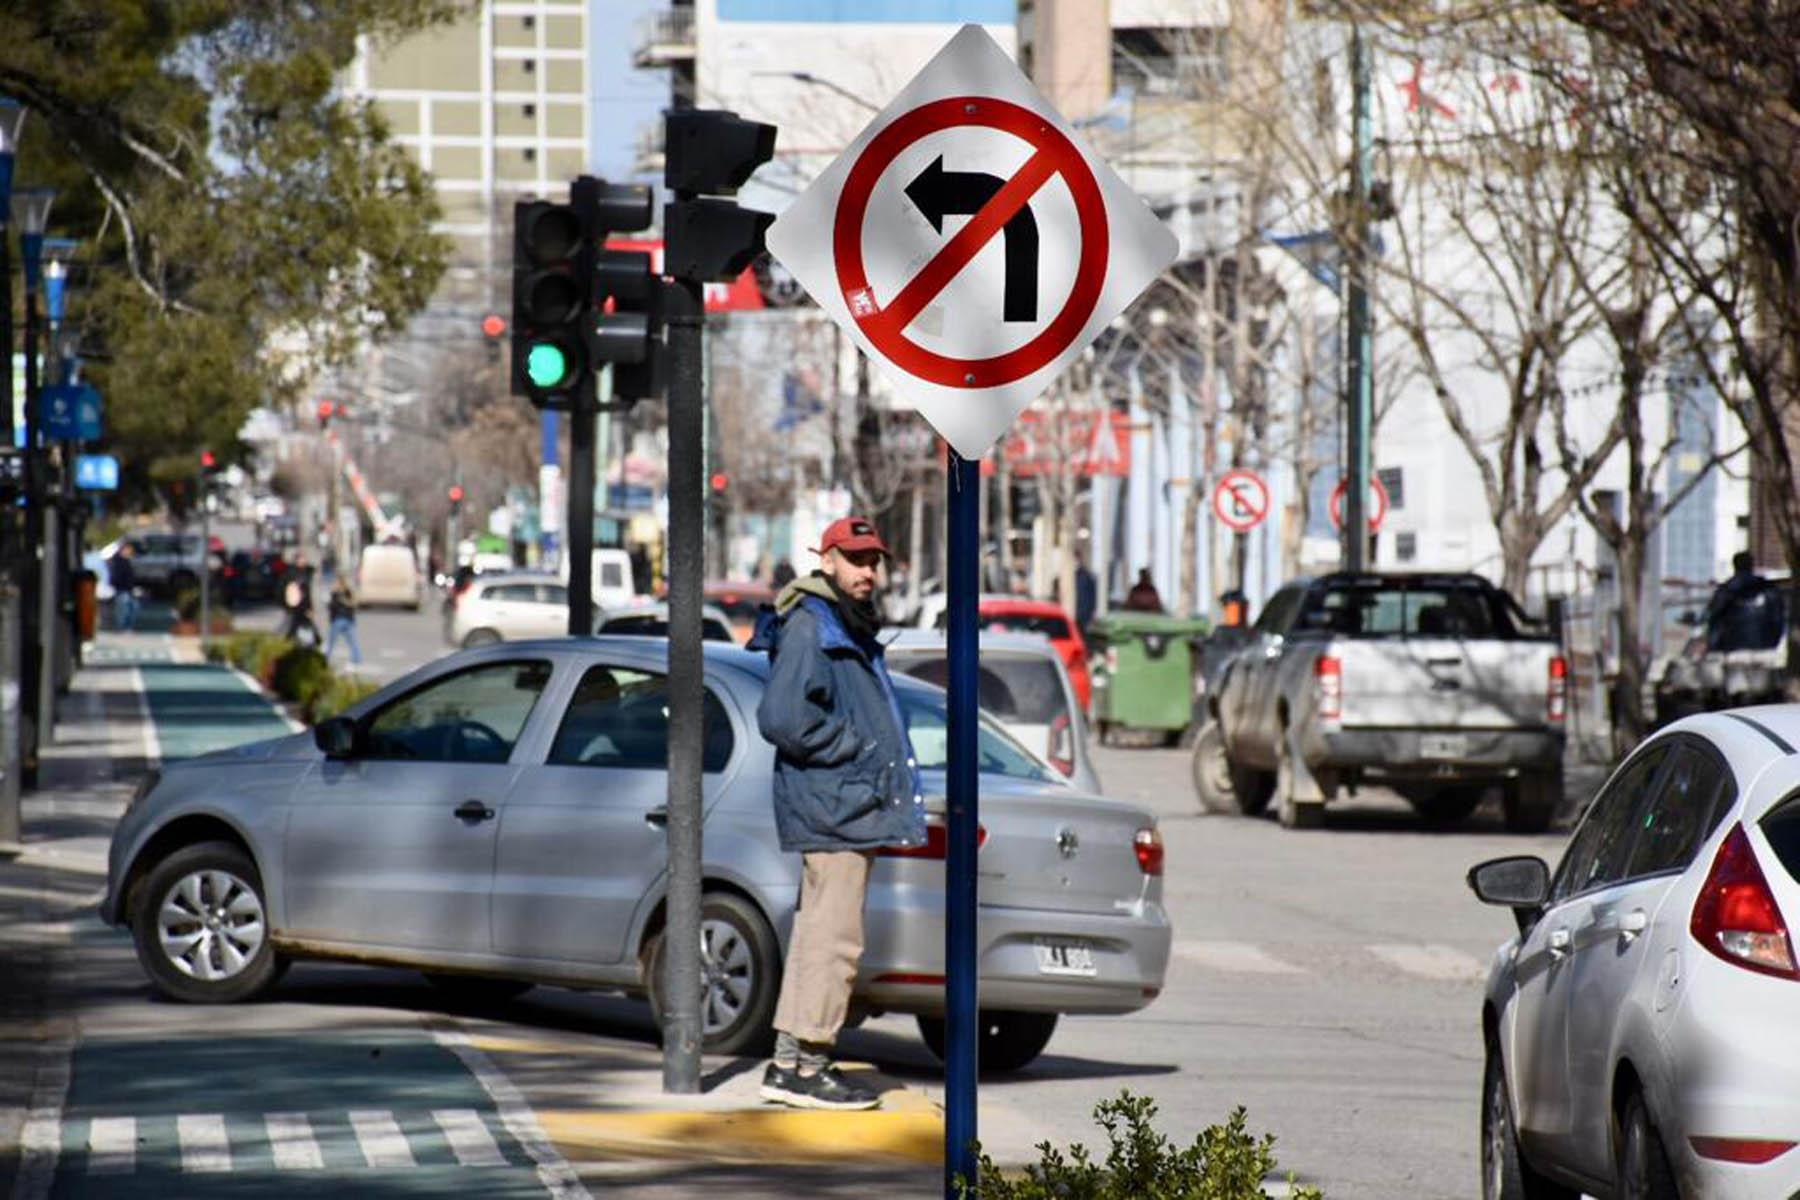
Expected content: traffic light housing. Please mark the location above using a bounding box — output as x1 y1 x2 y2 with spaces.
317 400 335 429
448 484 464 515
512 198 591 408
664 109 777 283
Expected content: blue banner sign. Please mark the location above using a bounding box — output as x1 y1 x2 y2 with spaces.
42 383 102 441
74 454 119 491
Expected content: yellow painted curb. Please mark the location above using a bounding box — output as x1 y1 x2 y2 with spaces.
538 1104 944 1166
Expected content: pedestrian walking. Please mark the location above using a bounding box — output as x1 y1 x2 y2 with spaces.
749 516 925 1111
281 552 318 645
1124 568 1164 613
323 578 362 665
108 542 139 632
769 558 796 590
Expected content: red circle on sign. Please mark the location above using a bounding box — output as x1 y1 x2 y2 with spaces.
1329 476 1389 532
1213 469 1269 533
833 97 1108 390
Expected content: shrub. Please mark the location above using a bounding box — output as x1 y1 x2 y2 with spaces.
311 674 380 722
956 1091 1321 1200
270 647 331 715
174 587 201 622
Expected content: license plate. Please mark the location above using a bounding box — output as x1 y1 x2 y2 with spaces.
1034 938 1097 977
1420 733 1468 759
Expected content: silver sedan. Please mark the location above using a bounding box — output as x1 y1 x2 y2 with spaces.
103 638 1171 1070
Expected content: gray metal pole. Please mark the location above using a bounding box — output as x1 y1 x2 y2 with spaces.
21 279 43 786
662 274 705 1094
1343 26 1374 571
566 373 598 636
0 224 19 838
199 477 211 647
37 502 57 749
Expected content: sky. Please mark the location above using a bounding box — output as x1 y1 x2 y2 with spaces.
589 0 670 183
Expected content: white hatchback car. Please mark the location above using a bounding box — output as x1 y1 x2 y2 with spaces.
1468 706 1800 1200
448 572 576 647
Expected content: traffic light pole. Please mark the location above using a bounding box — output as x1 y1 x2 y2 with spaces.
199 471 211 646
0 224 17 837
21 281 44 786
1343 25 1374 571
566 377 596 637
661 274 705 1094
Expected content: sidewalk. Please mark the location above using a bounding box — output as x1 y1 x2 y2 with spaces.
0 633 947 1198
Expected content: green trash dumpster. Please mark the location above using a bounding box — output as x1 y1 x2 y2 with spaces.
1088 611 1212 745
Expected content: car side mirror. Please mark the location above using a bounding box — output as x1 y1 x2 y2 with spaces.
314 716 361 759
1467 856 1550 932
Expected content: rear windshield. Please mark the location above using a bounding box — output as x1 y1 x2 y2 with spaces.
932 610 1072 641
1764 796 1800 885
1295 583 1522 639
897 690 1055 783
890 653 1067 724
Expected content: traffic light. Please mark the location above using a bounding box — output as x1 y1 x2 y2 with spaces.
200 450 219 475
448 484 464 515
581 178 661 404
709 472 729 494
512 195 590 407
317 400 335 430
663 110 777 283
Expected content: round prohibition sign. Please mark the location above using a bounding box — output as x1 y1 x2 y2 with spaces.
1329 475 1390 532
1213 469 1269 534
833 96 1108 390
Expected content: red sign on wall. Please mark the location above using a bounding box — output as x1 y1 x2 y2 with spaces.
606 239 765 312
977 410 1132 478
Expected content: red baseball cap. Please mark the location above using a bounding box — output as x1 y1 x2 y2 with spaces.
814 516 891 557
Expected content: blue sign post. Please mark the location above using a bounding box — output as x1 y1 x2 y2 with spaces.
944 452 981 1193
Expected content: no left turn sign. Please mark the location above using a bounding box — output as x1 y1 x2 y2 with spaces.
1213 469 1270 533
766 25 1178 459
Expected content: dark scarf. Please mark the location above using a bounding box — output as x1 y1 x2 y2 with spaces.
823 574 882 644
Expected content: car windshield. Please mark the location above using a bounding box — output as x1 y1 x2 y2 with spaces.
896 688 1057 783
890 652 1067 724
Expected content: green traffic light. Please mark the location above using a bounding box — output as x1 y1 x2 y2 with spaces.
526 342 569 389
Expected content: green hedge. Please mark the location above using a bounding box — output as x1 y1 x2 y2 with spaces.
205 633 380 724
957 1092 1322 1200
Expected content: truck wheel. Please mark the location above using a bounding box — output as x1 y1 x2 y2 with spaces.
1191 720 1244 814
1409 786 1487 826
1504 770 1561 833
1275 737 1324 830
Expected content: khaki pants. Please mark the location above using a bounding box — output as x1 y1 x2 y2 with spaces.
773 849 873 1045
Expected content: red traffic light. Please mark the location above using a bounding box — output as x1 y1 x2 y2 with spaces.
448 485 465 503
481 314 506 339
317 400 335 422
709 472 729 493
201 451 217 468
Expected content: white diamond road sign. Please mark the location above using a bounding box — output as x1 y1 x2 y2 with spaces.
765 24 1178 459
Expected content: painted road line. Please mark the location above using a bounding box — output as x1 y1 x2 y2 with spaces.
177 1113 231 1172
349 1110 417 1168
129 666 161 769
535 1106 944 1166
265 1112 325 1170
1367 943 1486 983
435 1108 508 1166
12 1032 74 1200
226 665 306 733
426 1021 591 1200
84 1117 135 1176
1175 940 1307 975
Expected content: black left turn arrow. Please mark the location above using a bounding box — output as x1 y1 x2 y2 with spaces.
904 155 1039 323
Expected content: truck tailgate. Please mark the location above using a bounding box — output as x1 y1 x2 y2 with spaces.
1336 638 1555 729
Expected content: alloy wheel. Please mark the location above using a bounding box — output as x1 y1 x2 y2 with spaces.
157 868 266 982
698 915 755 1034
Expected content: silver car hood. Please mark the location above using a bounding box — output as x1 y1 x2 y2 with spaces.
178 730 318 766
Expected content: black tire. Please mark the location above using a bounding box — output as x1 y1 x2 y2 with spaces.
462 628 502 649
1275 733 1325 830
1504 770 1561 833
1482 1048 1578 1200
1191 720 1239 814
422 973 534 1004
1410 785 1488 826
646 891 779 1058
1616 1089 1679 1200
130 841 286 1004
916 1010 1059 1074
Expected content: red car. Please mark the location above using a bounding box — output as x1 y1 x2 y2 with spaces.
941 596 1092 712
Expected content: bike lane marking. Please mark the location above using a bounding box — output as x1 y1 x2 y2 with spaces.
135 663 296 761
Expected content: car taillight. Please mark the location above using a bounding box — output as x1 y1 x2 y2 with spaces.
1547 655 1568 723
1134 827 1163 876
879 822 986 859
1690 824 1799 980
1047 712 1075 777
1688 1136 1797 1164
1316 655 1342 721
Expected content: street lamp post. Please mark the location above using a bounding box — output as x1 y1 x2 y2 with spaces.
44 239 82 681
14 185 55 788
0 97 25 843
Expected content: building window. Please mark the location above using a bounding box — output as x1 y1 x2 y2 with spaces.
523 103 536 118
523 59 536 73
1112 27 1229 99
1396 532 1417 563
522 15 535 29
523 147 537 162
1377 466 1405 509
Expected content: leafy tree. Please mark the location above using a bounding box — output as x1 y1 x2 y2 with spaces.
0 0 457 508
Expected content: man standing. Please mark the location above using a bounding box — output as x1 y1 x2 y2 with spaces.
751 516 925 1111
281 552 317 643
108 542 138 632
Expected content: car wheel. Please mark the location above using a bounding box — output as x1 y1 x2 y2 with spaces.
1191 720 1239 814
1275 733 1324 830
1410 785 1488 827
462 628 502 649
422 973 534 1005
646 892 779 1058
1482 1047 1578 1200
1616 1090 1679 1200
130 841 286 1004
916 1010 1059 1074
1504 770 1561 833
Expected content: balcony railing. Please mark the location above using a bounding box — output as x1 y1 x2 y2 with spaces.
634 7 696 68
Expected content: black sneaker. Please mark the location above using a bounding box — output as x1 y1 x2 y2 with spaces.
761 1064 881 1110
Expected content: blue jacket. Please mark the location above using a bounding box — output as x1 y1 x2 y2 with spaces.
751 580 927 853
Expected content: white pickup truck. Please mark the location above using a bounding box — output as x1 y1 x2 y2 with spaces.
1191 572 1566 830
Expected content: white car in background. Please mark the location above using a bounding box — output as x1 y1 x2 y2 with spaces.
884 629 1100 794
448 572 579 647
1469 706 1800 1200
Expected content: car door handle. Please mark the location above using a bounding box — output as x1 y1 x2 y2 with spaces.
454 800 496 822
1548 927 1572 958
1607 909 1649 940
645 806 668 827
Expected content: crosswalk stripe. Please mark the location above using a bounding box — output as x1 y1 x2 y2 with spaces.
1175 939 1306 975
1367 943 1486 982
86 1116 135 1175
434 1108 507 1166
178 1114 232 1173
265 1112 325 1170
349 1110 417 1168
